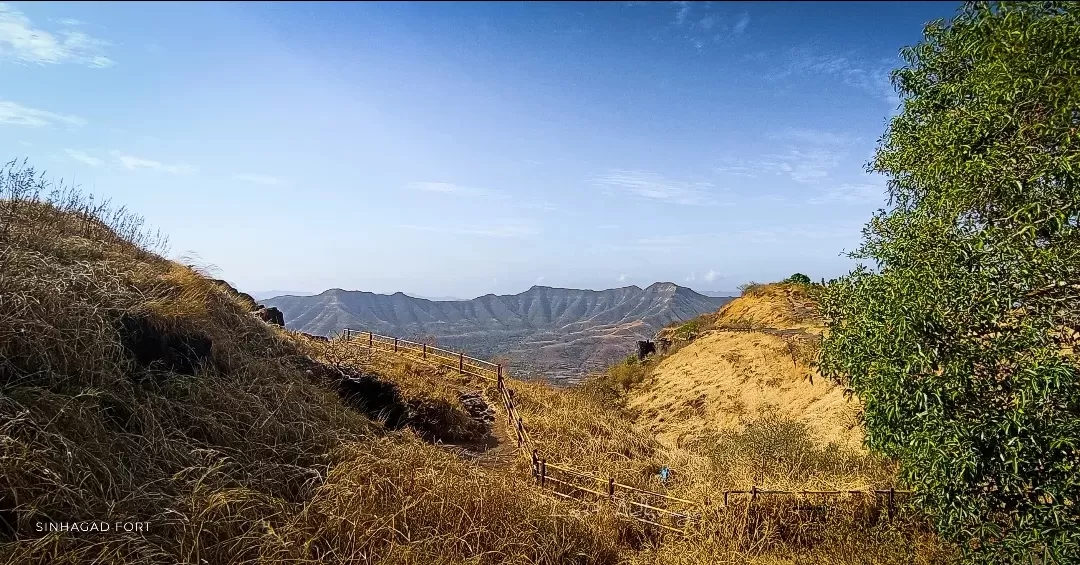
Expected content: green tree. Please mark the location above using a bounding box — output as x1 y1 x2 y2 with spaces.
819 2 1080 562
784 273 812 285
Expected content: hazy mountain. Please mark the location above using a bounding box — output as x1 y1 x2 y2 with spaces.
699 290 739 298
249 290 317 301
404 293 468 301
262 283 731 379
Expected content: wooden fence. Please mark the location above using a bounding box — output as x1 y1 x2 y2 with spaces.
341 328 912 534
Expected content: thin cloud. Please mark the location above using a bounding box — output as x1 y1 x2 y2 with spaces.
618 274 631 282
733 12 750 35
596 169 723 206
65 149 102 167
233 173 283 186
810 179 888 204
112 152 196 174
764 46 898 106
704 269 720 283
0 99 86 127
673 1 691 26
0 3 114 67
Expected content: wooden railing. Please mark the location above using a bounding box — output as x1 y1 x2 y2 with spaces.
341 328 912 534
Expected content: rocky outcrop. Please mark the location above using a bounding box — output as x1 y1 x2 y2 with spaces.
209 279 284 327
253 305 284 326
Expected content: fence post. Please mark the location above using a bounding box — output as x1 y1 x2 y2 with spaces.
394 338 398 352
541 459 546 487
724 491 729 507
497 364 503 387
423 344 427 358
888 487 895 521
369 331 373 347
459 353 464 373
751 485 758 505
343 329 349 340
516 417 523 447
608 478 615 502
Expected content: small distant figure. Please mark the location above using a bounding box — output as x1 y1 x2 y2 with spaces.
659 466 672 485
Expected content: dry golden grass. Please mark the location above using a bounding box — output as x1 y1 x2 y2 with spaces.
0 163 953 564
0 164 620 564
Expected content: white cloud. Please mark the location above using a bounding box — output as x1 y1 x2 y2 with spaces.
595 169 723 206
18 140 30 146
704 269 720 283
65 149 102 167
0 99 86 127
57 18 84 26
673 1 691 26
733 12 750 35
765 46 898 106
536 276 545 284
112 152 196 174
618 274 631 282
685 272 696 282
811 179 888 204
233 173 283 186
0 3 114 67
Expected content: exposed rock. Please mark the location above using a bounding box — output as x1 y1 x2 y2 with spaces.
209 278 259 311
253 305 284 326
460 390 496 423
117 313 213 376
637 340 656 361
290 356 411 429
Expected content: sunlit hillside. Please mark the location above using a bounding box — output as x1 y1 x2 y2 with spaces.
630 284 863 455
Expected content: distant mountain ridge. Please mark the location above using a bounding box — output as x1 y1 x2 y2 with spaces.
262 283 731 379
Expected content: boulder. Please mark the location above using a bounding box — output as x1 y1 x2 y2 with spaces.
637 340 656 361
253 305 285 327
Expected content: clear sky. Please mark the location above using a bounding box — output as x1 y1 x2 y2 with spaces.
1 1 960 298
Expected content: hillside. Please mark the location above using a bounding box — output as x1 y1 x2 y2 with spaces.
262 284 732 378
0 167 949 565
628 283 866 470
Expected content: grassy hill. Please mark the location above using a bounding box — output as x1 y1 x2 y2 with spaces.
0 165 951 564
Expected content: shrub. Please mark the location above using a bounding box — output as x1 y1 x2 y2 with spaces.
819 2 1080 562
783 273 812 286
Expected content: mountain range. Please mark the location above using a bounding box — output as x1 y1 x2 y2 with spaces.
261 283 732 379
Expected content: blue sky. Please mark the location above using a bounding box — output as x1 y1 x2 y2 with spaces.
1 1 959 298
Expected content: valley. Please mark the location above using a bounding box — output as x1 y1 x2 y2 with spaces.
262 283 732 379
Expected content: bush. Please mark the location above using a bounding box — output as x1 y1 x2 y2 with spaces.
783 273 812 286
819 3 1080 562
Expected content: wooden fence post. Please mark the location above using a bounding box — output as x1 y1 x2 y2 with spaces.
369 331 373 347
724 491 729 507
459 353 464 373
497 364 503 387
423 344 427 358
394 338 398 352
751 485 758 505
608 478 615 502
888 487 895 521
516 418 523 447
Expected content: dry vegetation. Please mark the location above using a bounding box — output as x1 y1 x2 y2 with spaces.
0 162 953 564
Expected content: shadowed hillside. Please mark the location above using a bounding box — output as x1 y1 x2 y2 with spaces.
263 284 732 379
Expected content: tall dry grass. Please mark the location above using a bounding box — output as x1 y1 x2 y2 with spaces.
0 161 620 564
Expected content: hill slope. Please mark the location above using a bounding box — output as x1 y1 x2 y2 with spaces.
263 283 731 377
630 283 864 454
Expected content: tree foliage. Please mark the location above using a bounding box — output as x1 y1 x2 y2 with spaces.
819 2 1080 562
784 273 812 285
